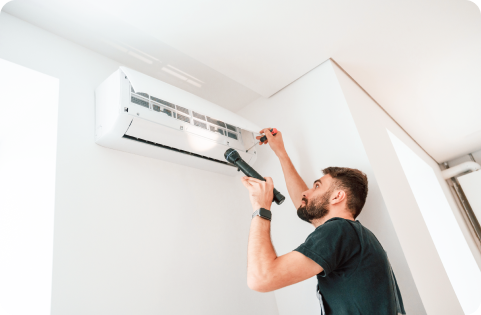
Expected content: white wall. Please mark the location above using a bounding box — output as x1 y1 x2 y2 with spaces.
331 62 475 314
0 12 279 315
237 60 426 315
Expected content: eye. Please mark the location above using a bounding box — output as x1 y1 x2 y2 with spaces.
315 184 319 189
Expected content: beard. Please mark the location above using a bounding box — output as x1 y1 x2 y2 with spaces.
297 190 331 223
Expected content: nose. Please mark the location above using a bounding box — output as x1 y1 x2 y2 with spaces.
302 189 309 199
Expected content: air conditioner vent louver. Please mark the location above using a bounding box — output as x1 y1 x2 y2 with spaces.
131 96 149 108
194 120 207 129
226 124 237 132
193 111 206 121
176 105 189 114
123 135 233 167
177 113 190 123
206 116 226 128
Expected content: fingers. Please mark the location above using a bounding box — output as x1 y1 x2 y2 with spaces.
264 129 276 141
256 135 265 146
264 177 274 189
241 176 253 188
244 177 265 185
242 176 267 188
258 128 279 141
258 128 276 145
244 177 274 191
259 128 272 138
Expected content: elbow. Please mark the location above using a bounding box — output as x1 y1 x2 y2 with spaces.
247 274 272 293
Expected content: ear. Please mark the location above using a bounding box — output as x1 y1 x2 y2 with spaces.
330 190 347 205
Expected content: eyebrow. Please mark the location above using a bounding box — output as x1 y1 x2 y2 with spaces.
314 179 322 186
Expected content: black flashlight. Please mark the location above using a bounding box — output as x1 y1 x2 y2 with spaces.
224 148 285 205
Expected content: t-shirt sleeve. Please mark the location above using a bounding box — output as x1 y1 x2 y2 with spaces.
294 219 359 276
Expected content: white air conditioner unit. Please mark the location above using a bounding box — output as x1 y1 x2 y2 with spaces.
95 67 260 176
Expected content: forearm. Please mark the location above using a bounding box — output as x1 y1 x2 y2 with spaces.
276 151 308 209
247 217 277 289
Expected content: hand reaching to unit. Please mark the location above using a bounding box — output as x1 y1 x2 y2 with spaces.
257 128 286 157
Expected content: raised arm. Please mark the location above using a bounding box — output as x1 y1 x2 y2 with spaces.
257 128 308 209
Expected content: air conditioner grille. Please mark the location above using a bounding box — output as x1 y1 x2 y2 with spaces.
226 124 237 132
127 80 243 141
194 120 207 129
136 92 149 99
177 113 190 123
153 105 173 117
131 96 149 108
206 116 226 128
151 96 175 109
176 105 189 114
227 132 238 140
193 111 206 121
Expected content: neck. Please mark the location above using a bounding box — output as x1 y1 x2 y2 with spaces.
311 211 355 228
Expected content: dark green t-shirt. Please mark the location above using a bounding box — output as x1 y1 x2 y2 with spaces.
295 217 405 315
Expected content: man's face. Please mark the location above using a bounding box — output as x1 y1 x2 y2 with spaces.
297 174 334 223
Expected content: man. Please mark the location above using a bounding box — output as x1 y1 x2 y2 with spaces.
241 128 406 315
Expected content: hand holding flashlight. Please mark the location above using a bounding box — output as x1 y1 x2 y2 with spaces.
241 176 274 211
225 148 285 205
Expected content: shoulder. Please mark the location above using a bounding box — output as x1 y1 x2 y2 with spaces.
315 217 356 233
307 218 358 242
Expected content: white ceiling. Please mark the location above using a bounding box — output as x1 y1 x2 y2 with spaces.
2 0 261 112
3 0 481 162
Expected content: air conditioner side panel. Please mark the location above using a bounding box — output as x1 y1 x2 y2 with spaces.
95 69 123 141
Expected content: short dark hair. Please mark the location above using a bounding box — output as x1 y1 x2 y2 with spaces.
322 167 368 218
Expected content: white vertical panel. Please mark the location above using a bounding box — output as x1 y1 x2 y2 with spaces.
388 129 481 315
0 58 59 315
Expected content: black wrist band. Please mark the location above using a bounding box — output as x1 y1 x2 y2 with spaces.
252 208 272 221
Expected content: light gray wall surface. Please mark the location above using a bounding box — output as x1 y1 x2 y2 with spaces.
237 60 425 315
0 12 279 315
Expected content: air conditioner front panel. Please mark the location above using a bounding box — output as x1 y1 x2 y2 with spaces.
95 67 260 176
